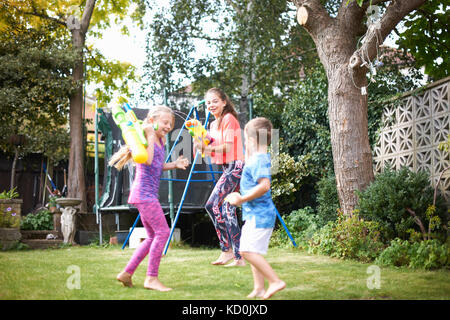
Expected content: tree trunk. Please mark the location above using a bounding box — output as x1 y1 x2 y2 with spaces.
239 74 249 116
291 0 427 215
327 66 374 214
310 25 375 215
320 36 375 215
10 148 18 190
68 28 87 212
66 0 95 213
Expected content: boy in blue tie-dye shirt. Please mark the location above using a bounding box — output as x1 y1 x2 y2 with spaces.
226 117 285 300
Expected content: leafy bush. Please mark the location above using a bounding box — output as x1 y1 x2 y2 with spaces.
316 174 340 227
21 209 53 230
356 166 448 242
271 151 310 212
376 238 449 270
271 206 320 248
280 66 333 178
308 212 385 262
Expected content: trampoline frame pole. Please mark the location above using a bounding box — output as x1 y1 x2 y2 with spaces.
163 150 201 255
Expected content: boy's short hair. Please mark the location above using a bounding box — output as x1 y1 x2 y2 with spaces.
245 117 273 146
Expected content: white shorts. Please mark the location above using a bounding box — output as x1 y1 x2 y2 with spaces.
239 217 273 255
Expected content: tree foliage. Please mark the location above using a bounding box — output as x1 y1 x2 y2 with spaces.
2 0 145 107
142 0 316 103
0 20 75 163
2 0 147 209
279 64 331 177
347 0 449 81
395 1 449 81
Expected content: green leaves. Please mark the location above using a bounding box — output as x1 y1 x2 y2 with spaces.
271 151 311 212
0 187 19 200
85 47 138 108
308 212 385 262
396 1 449 81
0 23 75 161
345 0 365 7
356 167 448 242
20 209 54 231
141 0 315 101
278 64 332 178
376 238 449 269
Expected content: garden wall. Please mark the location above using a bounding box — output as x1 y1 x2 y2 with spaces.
373 76 450 203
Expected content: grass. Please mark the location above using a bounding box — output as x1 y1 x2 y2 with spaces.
0 245 449 300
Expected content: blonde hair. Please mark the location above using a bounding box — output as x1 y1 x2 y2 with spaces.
245 117 273 146
109 105 174 170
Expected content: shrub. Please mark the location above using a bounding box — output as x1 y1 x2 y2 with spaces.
308 212 385 263
376 238 450 270
271 152 310 212
316 174 340 227
280 65 333 178
271 206 320 248
356 166 448 242
21 209 53 230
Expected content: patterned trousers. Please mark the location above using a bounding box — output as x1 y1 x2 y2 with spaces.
205 160 244 260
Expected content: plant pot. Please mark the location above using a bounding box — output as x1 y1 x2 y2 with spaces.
0 199 22 229
109 236 118 245
0 227 21 250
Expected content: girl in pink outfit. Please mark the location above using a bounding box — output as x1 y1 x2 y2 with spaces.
110 105 189 292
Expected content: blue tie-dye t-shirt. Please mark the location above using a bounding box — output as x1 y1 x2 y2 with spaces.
240 153 277 228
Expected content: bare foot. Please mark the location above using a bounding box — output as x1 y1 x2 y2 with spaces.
247 289 265 298
263 280 286 300
224 258 246 267
211 251 234 265
144 276 172 292
116 271 133 288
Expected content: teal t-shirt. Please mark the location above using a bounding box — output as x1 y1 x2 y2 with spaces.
240 153 277 228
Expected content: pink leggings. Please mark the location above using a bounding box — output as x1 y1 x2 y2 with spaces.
124 200 170 277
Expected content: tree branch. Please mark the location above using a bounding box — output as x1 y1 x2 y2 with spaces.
337 0 366 37
406 207 427 241
225 0 242 16
433 166 450 206
361 0 390 8
80 0 96 33
292 0 333 37
10 4 66 27
84 45 103 71
191 34 225 42
349 0 426 69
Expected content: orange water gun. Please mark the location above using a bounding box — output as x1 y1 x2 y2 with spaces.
185 119 214 157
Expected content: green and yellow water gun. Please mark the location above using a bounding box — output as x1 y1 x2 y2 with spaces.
112 103 153 164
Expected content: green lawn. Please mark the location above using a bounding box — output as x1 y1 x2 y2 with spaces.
0 246 449 300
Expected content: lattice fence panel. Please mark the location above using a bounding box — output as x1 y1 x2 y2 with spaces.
373 78 450 204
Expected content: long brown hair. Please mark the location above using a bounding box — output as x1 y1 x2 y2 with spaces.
205 88 239 127
108 105 174 170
